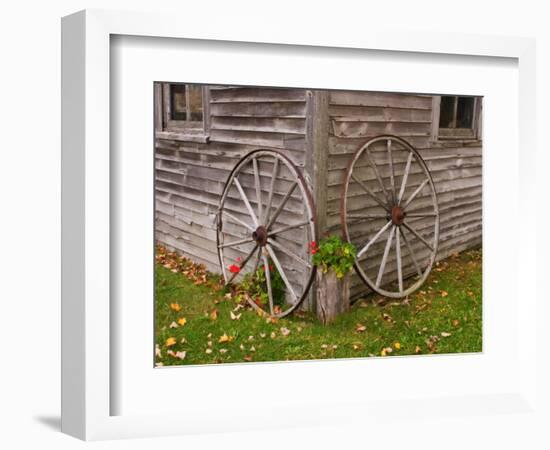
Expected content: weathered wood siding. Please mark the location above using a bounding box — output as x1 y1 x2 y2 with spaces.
155 85 314 305
156 85 482 304
326 90 482 298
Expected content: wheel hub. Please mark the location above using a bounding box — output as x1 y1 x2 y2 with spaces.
391 205 406 226
252 225 268 246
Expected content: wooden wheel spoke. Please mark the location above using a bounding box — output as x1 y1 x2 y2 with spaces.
252 158 263 223
227 243 259 284
399 227 423 277
262 254 274 315
351 174 390 211
221 210 255 232
268 238 311 268
387 139 396 204
266 181 298 229
218 237 254 249
376 226 396 288
397 152 413 205
395 227 403 294
357 220 392 259
233 177 259 228
266 244 297 302
263 158 279 225
364 146 391 206
268 220 311 236
402 178 429 210
402 223 434 252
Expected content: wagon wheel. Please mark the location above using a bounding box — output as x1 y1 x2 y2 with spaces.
217 149 316 318
341 135 439 298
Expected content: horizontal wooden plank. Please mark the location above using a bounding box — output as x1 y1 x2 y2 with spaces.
210 101 307 118
332 120 432 138
210 87 307 103
330 91 433 110
329 105 433 122
328 136 482 155
211 116 306 135
209 129 307 152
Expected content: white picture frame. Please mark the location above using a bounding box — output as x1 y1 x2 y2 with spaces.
61 8 543 442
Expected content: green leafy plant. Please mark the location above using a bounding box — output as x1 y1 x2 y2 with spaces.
238 260 286 308
311 235 356 278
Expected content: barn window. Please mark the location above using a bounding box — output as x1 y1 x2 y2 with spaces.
169 84 204 122
432 95 482 140
155 82 210 143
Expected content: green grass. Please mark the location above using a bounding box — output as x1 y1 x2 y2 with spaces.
155 248 482 366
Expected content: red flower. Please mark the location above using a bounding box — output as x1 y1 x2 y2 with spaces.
228 264 240 274
308 241 318 254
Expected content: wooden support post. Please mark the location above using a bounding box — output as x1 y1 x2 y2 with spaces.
316 271 350 325
305 90 329 313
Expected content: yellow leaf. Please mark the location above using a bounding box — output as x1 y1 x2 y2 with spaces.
218 333 233 343
440 291 449 298
170 303 181 312
165 337 177 347
394 342 401 350
177 317 187 327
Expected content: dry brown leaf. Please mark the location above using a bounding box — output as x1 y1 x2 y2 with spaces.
355 323 367 333
382 313 394 323
243 355 253 362
155 344 162 358
219 348 228 354
280 327 290 337
415 345 422 354
170 303 181 312
169 321 179 329
441 332 452 337
205 348 213 354
440 290 449 297
230 311 242 321
167 350 186 360
210 309 218 321
452 319 460 327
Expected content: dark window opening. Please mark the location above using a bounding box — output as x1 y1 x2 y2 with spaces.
439 95 475 129
169 84 203 122
437 95 480 140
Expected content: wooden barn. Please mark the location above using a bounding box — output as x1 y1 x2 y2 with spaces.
154 83 482 315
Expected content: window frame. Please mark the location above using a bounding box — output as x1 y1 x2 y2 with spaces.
154 82 211 143
431 95 482 142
